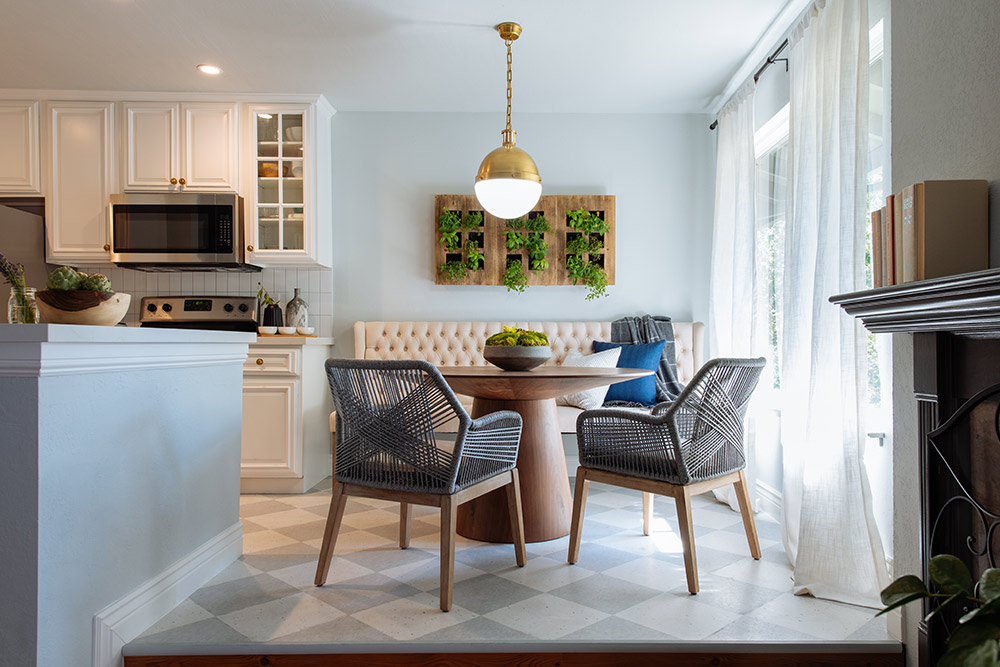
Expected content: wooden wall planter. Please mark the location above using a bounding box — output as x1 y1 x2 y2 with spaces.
434 194 616 289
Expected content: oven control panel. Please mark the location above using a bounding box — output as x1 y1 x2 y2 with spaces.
140 295 257 323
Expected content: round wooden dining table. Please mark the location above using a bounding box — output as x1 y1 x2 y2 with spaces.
438 365 653 543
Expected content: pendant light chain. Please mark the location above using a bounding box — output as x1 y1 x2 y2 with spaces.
506 39 513 134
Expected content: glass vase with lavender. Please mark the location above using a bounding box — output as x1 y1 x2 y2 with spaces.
1 252 40 324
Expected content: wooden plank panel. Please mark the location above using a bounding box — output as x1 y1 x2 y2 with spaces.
434 194 616 289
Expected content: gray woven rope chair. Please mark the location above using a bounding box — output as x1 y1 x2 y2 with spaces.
568 357 766 594
315 359 526 611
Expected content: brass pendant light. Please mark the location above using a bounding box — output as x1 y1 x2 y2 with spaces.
474 22 542 220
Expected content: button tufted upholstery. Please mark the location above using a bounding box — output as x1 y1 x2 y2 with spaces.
345 321 704 433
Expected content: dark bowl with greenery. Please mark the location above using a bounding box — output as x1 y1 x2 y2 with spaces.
483 326 551 371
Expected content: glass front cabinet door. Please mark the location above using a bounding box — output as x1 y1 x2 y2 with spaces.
245 101 332 267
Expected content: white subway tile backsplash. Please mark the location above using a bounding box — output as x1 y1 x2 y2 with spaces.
110 266 332 332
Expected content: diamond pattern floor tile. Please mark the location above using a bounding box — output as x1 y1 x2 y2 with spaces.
130 467 895 650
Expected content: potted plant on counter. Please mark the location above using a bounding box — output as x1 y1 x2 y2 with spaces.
1 252 39 324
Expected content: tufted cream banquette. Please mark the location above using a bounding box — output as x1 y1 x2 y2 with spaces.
349 320 704 433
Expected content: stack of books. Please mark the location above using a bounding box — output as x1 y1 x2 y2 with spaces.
871 179 989 287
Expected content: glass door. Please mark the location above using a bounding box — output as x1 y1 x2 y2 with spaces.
254 111 304 251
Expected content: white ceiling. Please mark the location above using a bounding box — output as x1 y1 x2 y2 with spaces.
3 0 792 114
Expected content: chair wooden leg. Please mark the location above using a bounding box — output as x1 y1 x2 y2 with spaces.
568 467 590 564
440 494 457 612
314 481 348 586
675 486 699 594
399 502 411 549
734 469 761 559
506 470 527 567
642 492 653 536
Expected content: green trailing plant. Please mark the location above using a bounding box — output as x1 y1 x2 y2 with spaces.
464 239 484 271
566 235 604 255
462 210 483 229
439 260 469 281
439 210 485 279
502 259 528 293
566 207 610 235
565 207 609 300
438 210 462 251
505 214 550 272
485 325 549 346
878 554 1000 667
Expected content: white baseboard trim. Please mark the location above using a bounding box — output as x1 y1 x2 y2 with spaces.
756 480 782 520
92 522 243 667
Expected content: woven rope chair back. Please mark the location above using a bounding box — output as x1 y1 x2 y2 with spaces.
674 357 765 482
325 359 469 494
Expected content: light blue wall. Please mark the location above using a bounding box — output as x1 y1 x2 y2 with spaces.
329 112 716 356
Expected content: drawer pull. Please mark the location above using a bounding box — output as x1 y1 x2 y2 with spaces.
256 358 264 366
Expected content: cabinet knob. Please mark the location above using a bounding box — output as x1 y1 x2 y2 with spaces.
256 358 264 366
178 177 186 185
247 245 254 252
103 244 110 251
170 177 178 185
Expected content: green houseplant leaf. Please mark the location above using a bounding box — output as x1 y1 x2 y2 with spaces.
980 569 1000 603
933 555 976 597
876 575 929 617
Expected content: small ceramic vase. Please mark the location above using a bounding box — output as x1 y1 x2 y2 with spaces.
262 303 283 327
285 288 308 328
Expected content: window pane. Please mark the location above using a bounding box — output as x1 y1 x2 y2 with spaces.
755 142 788 389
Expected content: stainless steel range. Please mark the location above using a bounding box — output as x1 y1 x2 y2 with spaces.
140 295 258 332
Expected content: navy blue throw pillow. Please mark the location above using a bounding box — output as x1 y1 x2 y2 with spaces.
592 340 666 405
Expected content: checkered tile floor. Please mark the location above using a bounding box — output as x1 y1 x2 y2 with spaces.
131 454 892 648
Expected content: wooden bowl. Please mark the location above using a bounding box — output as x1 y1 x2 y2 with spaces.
36 290 131 326
483 345 551 371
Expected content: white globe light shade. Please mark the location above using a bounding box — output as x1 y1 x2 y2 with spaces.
474 178 542 219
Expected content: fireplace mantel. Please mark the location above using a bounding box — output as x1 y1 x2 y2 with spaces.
830 267 1000 336
833 268 1000 667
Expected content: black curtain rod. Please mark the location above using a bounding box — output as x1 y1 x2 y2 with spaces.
709 38 790 131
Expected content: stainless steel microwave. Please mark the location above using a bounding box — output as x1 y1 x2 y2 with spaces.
109 193 258 271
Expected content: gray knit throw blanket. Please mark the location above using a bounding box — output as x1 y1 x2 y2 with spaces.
606 315 686 406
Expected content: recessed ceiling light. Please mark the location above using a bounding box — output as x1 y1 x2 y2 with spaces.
258 113 273 119
197 64 222 75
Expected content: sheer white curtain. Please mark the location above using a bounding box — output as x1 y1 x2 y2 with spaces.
780 0 889 607
708 81 763 511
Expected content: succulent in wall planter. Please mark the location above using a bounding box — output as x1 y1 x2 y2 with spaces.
566 207 610 300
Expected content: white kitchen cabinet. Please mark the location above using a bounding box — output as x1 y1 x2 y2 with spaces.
45 101 114 264
122 102 238 193
241 340 333 493
0 100 41 194
244 100 333 268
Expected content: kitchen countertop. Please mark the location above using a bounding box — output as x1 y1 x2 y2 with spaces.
253 335 334 346
0 323 256 344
